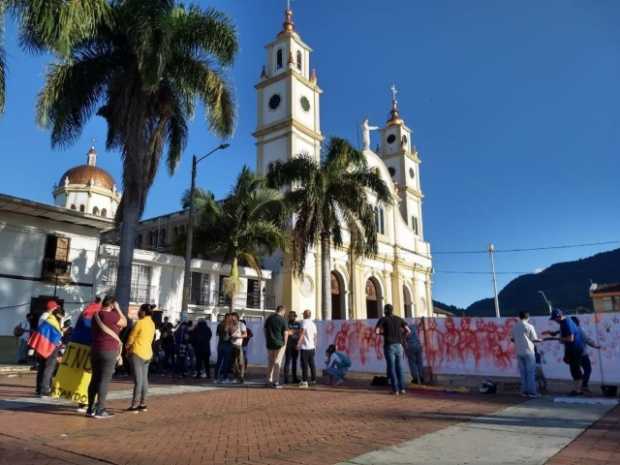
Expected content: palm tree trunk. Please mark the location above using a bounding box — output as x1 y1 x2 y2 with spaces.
320 232 332 320
115 198 140 314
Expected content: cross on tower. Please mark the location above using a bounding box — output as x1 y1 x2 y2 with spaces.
390 84 398 103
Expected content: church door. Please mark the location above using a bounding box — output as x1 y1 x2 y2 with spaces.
331 272 344 320
366 278 380 319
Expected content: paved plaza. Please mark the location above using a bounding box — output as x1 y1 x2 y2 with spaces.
0 372 618 465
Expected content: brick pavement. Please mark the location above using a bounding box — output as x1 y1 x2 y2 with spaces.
545 405 620 465
0 373 518 465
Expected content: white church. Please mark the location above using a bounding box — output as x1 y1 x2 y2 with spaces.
254 7 433 319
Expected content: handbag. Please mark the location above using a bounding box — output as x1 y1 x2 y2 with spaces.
94 311 124 366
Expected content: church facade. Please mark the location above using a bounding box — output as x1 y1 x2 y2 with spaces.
254 8 433 319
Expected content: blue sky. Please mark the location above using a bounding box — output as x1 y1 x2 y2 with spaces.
0 0 618 308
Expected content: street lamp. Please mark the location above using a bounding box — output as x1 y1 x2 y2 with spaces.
538 290 553 315
180 143 230 319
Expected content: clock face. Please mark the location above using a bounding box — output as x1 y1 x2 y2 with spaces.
409 168 415 179
300 96 311 112
268 94 281 110
387 134 396 144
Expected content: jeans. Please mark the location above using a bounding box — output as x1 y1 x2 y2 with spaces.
581 354 592 388
195 350 211 378
384 344 405 393
300 349 316 383
16 338 29 363
131 354 150 406
517 352 537 395
218 342 233 381
36 351 58 395
405 345 425 384
266 346 286 384
231 345 245 381
88 350 117 413
283 345 299 382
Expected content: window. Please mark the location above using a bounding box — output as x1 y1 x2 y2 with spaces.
374 206 385 235
296 50 302 71
149 230 158 247
41 235 72 279
276 49 283 69
79 204 85 212
411 216 419 235
159 228 167 246
190 272 211 306
103 263 152 303
92 207 100 216
246 279 261 309
135 234 142 248
101 208 107 217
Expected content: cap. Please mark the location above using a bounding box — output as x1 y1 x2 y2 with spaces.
549 308 563 320
46 300 60 312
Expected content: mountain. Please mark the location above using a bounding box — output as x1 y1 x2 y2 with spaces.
432 300 465 316
465 248 620 317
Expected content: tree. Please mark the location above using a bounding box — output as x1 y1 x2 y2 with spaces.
268 137 392 320
191 166 287 313
36 0 238 310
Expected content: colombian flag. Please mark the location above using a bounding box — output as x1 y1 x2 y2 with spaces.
70 303 101 346
28 315 63 358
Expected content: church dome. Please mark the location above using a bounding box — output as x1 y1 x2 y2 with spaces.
59 165 116 190
58 147 116 191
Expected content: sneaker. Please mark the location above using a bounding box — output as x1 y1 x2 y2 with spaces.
126 406 140 412
335 379 344 386
399 389 407 395
272 383 283 389
309 380 317 386
391 391 400 396
138 405 148 412
76 405 87 414
85 409 95 418
526 393 539 399
200 373 207 379
299 381 309 388
94 410 114 419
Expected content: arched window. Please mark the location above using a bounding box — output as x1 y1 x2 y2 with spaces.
276 49 283 69
92 207 100 216
296 50 302 71
79 204 85 212
70 204 76 210
374 206 385 235
101 208 107 217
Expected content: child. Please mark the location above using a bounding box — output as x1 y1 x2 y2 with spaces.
325 344 351 386
534 346 548 394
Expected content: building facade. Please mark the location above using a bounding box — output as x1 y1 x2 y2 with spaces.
590 283 620 313
253 8 433 319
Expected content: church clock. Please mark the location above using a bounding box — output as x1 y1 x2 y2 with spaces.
300 96 310 112
269 94 281 110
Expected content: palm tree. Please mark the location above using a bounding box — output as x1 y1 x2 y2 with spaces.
192 167 287 312
268 137 392 320
0 0 111 116
36 0 238 310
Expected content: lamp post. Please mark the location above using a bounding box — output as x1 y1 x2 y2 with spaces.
180 144 230 320
488 243 501 318
538 290 553 315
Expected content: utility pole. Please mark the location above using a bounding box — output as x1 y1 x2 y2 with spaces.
180 144 230 320
488 243 501 318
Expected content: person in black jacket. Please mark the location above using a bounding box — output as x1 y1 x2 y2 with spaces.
192 319 212 379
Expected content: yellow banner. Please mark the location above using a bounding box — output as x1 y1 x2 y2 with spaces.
52 342 92 405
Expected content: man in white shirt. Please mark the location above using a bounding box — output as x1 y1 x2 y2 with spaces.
297 310 318 388
510 311 541 397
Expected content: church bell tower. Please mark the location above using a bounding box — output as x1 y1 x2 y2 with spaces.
254 7 323 176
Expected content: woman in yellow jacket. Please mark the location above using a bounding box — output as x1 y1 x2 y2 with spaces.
126 304 156 412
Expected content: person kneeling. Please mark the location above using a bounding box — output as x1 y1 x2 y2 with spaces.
325 345 351 386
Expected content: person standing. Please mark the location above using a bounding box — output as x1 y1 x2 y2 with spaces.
241 319 252 372
87 296 127 419
264 305 288 388
29 301 65 397
126 304 156 412
230 313 247 383
375 304 410 395
191 319 212 379
543 309 585 396
298 310 318 388
404 321 425 384
510 311 541 398
570 316 601 395
283 311 301 384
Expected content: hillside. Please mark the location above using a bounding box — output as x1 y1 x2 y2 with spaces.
465 248 620 317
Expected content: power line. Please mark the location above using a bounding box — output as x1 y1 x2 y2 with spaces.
433 240 620 255
434 268 603 276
